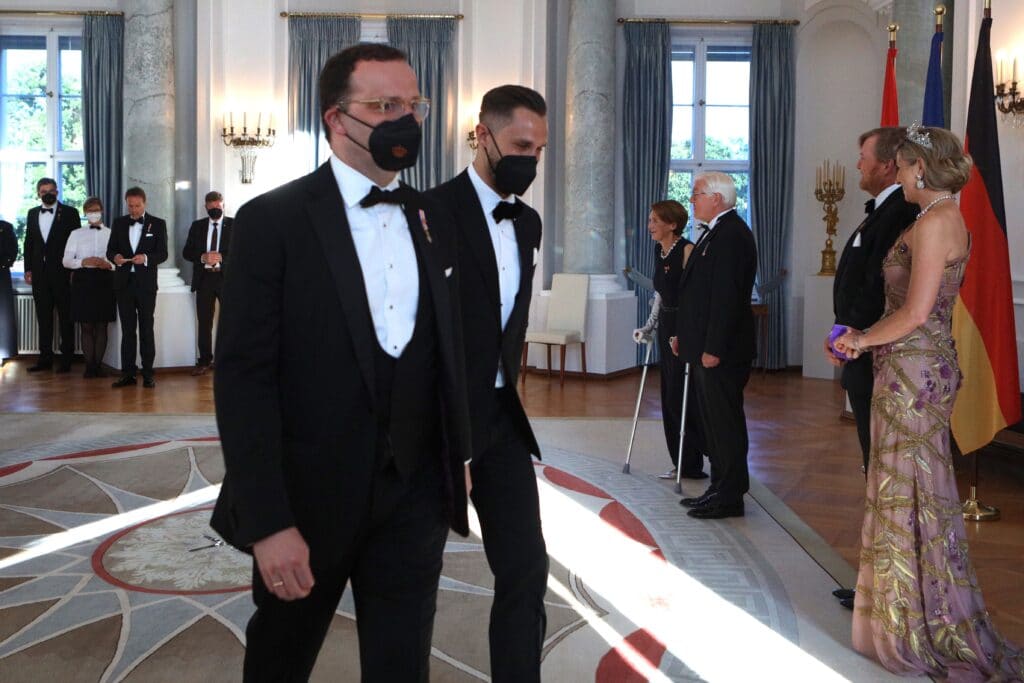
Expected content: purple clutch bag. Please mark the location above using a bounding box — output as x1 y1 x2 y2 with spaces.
829 324 852 361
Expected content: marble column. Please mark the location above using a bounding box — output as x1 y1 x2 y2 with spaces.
562 0 615 276
123 0 177 261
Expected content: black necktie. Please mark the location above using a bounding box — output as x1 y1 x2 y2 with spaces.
359 185 419 208
40 207 54 214
210 222 219 250
492 201 523 223
865 199 875 214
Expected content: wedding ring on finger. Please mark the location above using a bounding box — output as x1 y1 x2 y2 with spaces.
271 579 284 588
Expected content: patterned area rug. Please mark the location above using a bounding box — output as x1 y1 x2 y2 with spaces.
0 415 900 682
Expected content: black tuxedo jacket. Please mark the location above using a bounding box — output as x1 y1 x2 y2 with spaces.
833 187 917 393
675 210 758 366
426 170 542 461
182 216 233 291
106 214 169 292
23 202 81 281
210 163 473 559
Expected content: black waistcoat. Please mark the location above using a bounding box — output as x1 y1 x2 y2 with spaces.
372 238 441 477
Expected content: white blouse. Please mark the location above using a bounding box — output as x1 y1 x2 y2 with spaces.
63 225 113 270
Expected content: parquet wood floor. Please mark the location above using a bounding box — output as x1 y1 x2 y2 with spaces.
2 358 1021 644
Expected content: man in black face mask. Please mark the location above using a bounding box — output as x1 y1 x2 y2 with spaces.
426 85 549 682
210 43 472 681
182 190 232 375
23 177 81 372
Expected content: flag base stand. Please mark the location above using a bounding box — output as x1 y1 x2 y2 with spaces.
962 486 1000 521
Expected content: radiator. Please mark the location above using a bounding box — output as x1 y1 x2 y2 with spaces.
15 294 83 354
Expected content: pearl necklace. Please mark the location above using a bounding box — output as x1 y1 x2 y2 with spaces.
916 194 955 220
660 237 681 260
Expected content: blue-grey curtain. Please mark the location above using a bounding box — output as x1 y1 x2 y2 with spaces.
288 17 361 169
387 17 457 191
749 24 795 370
623 21 672 365
82 15 123 223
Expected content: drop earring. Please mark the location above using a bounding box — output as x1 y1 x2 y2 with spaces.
915 175 925 190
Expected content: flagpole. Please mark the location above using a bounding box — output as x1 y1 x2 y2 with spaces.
934 5 945 33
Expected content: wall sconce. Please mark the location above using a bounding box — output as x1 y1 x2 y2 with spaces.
221 112 276 183
995 50 1024 127
465 111 479 150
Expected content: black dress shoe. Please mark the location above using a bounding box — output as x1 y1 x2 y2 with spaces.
687 499 744 519
680 490 716 508
112 375 137 388
832 588 855 600
680 470 709 480
839 597 854 610
28 361 53 373
143 376 156 389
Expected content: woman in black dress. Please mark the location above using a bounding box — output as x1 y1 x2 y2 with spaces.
0 219 17 363
62 197 116 377
634 200 707 480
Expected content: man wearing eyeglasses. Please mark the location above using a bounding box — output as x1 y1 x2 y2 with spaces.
211 43 471 681
672 172 757 519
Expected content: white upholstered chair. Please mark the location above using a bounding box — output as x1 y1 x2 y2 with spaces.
521 273 589 387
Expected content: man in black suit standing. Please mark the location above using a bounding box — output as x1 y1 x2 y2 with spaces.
182 190 232 375
826 128 916 609
23 177 80 372
210 44 472 681
107 187 168 388
673 172 757 519
427 85 548 682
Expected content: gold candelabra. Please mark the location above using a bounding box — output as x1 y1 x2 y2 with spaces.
814 160 845 275
221 112 277 184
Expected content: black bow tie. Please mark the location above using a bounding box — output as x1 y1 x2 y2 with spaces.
359 185 419 208
40 207 54 214
492 201 523 223
865 199 876 215
90 225 102 230
132 217 145 226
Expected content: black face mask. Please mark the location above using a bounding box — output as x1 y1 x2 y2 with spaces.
343 112 421 172
207 207 223 220
41 192 57 206
484 130 538 196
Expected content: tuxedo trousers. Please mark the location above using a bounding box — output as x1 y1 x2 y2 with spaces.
841 353 874 473
32 272 73 360
243 455 447 682
690 361 751 504
115 276 156 376
657 324 706 474
194 271 222 365
469 387 548 683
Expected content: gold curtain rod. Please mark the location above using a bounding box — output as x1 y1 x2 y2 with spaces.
0 9 123 16
280 12 463 20
618 17 799 26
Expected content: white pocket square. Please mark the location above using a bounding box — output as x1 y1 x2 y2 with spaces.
532 247 539 266
445 267 453 278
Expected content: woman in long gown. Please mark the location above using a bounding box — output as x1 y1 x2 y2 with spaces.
835 125 1023 680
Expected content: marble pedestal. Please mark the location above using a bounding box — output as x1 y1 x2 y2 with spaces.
103 268 197 371
525 274 637 376
802 273 840 380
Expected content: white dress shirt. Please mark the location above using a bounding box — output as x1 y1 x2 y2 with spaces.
63 224 113 270
205 220 222 270
329 154 419 358
467 164 521 387
39 204 56 243
128 216 146 270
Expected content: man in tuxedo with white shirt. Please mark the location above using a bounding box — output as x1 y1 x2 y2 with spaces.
210 44 472 681
107 187 168 388
23 177 80 373
426 85 548 682
825 128 916 609
182 190 232 375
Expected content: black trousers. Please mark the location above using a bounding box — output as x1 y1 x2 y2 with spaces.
469 387 548 683
842 354 874 473
691 361 751 503
32 274 73 360
115 277 156 377
657 327 706 474
195 272 222 365
243 457 448 682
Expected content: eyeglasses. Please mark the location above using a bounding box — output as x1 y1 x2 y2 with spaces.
689 191 716 201
339 97 431 120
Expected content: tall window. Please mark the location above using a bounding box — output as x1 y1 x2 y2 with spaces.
0 32 84 269
667 34 751 237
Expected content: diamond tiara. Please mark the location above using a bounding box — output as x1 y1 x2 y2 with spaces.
907 122 933 149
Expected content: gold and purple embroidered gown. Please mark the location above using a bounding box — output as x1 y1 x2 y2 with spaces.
851 233 1024 681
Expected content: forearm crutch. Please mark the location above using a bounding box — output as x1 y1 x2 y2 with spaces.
622 340 654 474
673 362 692 494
